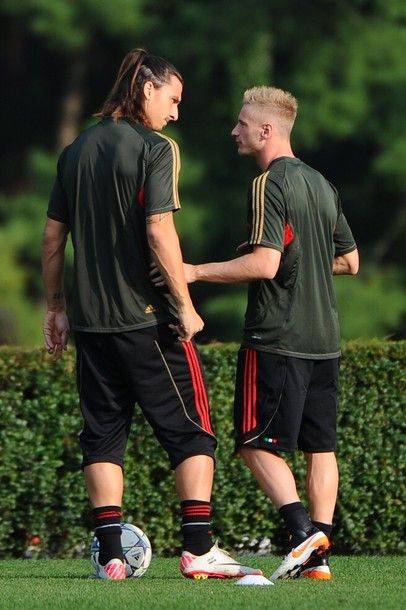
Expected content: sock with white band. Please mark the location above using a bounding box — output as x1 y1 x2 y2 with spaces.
181 500 213 556
93 505 124 565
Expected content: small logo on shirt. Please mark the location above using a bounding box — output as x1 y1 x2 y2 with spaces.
250 334 262 341
145 304 156 314
264 437 278 445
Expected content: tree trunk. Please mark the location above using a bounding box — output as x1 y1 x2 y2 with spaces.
369 203 406 264
56 55 87 151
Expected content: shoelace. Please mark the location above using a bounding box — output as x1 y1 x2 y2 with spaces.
214 543 235 561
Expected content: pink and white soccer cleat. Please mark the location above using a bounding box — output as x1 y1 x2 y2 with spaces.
92 558 126 580
180 542 263 579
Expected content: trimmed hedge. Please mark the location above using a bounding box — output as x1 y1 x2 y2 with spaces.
0 340 405 558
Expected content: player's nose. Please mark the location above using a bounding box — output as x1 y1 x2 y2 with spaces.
170 105 179 121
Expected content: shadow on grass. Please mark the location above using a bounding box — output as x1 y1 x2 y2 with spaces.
0 574 181 581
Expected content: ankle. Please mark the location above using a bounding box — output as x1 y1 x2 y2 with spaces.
92 505 124 564
181 500 213 555
279 501 317 546
311 520 333 540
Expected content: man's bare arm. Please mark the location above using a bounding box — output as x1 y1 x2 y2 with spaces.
333 249 359 275
42 218 69 310
184 246 281 284
146 211 203 341
42 218 70 357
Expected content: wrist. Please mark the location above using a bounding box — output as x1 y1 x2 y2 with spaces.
191 265 200 282
177 297 194 312
47 305 66 314
47 291 66 312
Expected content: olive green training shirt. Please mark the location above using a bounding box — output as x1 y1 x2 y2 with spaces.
242 156 357 359
47 117 181 332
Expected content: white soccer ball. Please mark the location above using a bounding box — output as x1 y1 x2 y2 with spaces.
91 522 152 578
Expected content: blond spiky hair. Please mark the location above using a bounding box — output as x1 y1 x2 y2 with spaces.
243 86 298 126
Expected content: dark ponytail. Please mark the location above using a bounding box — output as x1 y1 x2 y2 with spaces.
96 48 183 124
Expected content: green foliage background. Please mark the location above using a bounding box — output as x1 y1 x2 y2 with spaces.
0 341 404 558
0 0 406 345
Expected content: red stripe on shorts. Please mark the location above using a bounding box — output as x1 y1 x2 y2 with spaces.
243 350 250 433
250 350 257 430
182 342 214 435
243 349 257 433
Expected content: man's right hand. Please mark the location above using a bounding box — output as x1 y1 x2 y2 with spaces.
149 262 197 287
169 305 204 342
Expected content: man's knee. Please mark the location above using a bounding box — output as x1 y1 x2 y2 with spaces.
239 445 283 463
303 451 336 462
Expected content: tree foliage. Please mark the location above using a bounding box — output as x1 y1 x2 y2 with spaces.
0 0 405 344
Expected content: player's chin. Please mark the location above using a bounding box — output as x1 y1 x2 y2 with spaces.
237 145 253 156
151 120 166 131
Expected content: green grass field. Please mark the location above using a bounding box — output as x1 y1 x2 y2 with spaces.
0 556 405 609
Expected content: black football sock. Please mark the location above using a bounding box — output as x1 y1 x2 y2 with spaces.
312 520 333 541
93 505 124 565
279 501 319 548
181 500 213 556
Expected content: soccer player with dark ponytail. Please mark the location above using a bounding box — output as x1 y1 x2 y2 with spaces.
42 49 263 580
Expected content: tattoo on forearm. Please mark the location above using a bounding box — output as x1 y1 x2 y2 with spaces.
146 212 170 224
52 292 64 300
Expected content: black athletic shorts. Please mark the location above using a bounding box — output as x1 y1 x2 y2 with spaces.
234 348 339 453
75 325 217 470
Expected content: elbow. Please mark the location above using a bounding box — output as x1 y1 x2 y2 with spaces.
264 270 277 280
253 248 280 280
42 221 68 255
262 263 278 280
146 225 164 251
42 233 58 258
349 251 360 275
42 234 66 259
262 255 281 279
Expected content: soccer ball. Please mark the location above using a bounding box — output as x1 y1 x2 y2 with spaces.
91 522 152 578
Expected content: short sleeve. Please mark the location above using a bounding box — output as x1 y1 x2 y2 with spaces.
331 186 357 255
47 153 69 225
248 172 285 252
144 136 181 216
334 211 357 255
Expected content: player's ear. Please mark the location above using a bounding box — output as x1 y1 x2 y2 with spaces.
261 123 272 139
143 81 154 100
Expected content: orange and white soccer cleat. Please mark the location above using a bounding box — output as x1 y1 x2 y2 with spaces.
299 551 331 580
270 531 329 581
